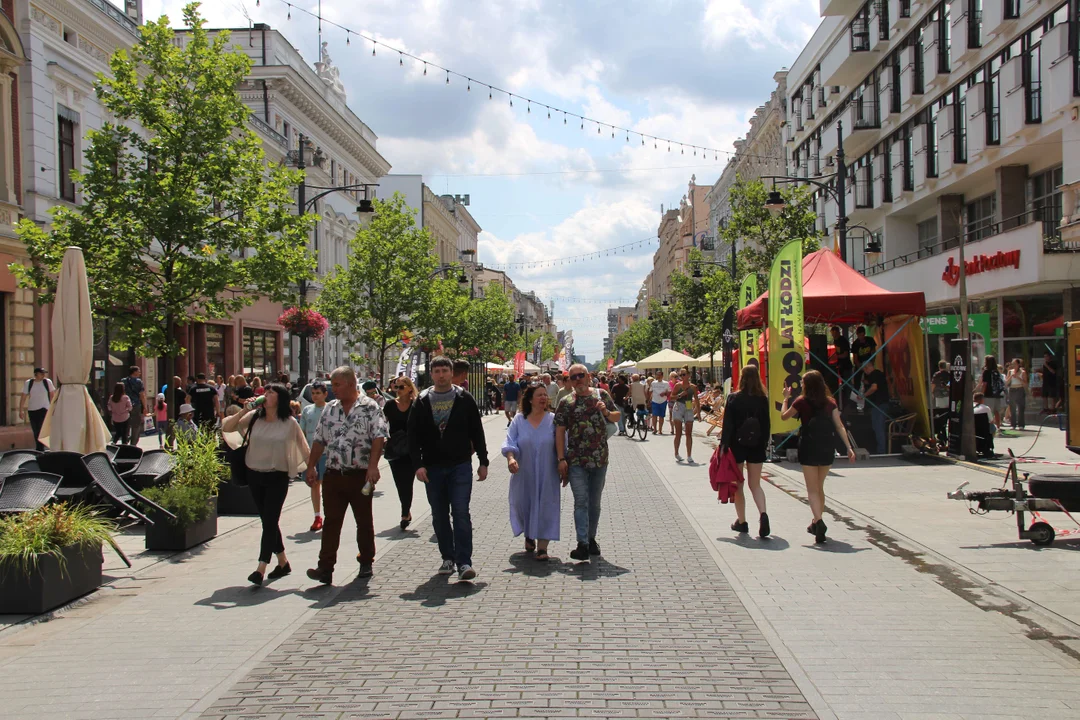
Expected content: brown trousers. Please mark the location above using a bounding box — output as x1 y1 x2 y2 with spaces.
319 469 375 572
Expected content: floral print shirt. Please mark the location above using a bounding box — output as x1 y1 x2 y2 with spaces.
313 395 389 471
554 389 616 468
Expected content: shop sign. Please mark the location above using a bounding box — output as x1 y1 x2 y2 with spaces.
919 313 992 341
942 250 1021 286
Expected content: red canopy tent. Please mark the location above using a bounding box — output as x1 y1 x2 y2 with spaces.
1034 315 1064 335
736 249 926 329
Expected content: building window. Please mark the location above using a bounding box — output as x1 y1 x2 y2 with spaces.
918 218 939 255
1031 165 1063 230
243 328 279 378
854 158 873 209
890 53 902 112
851 6 871 51
1025 33 1042 123
206 324 226 377
1004 0 1020 19
967 0 983 50
882 146 893 204
899 0 911 17
954 86 968 164
58 112 77 202
965 194 996 242
988 54 1003 144
914 33 926 94
903 126 914 191
926 111 939 178
875 0 889 41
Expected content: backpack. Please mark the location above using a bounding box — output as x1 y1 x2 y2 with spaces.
989 370 1005 398
799 403 836 447
736 414 762 447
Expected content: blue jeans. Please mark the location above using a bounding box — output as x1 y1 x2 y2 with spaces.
871 405 888 454
568 465 608 544
425 462 474 568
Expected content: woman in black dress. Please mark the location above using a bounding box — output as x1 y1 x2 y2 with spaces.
780 370 855 544
721 365 772 537
383 377 417 530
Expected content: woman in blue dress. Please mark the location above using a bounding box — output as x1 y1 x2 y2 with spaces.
501 384 561 560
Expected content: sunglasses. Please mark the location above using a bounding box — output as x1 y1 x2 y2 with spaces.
569 372 587 381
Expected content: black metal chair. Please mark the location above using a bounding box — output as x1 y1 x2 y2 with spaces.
106 444 143 476
0 471 62 514
123 449 175 491
82 452 175 525
37 452 98 504
0 450 42 479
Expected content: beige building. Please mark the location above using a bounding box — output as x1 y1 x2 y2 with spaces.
473 267 554 336
643 177 710 314
379 175 481 266
604 305 637 357
707 70 789 265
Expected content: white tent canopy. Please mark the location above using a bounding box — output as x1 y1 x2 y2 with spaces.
612 360 637 370
503 359 541 374
691 351 726 368
635 348 696 369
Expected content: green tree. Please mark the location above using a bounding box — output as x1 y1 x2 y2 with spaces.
318 193 440 376
722 178 820 280
11 4 314 417
669 249 738 379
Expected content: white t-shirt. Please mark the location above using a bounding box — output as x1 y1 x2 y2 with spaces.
973 403 991 416
23 378 54 411
651 381 670 403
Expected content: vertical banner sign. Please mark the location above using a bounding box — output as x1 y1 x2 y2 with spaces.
395 346 412 379
947 338 969 455
408 352 419 382
514 351 526 378
721 305 735 383
606 358 614 372
768 241 804 434
739 274 759 371
563 331 574 368
616 347 624 365
532 336 542 366
883 315 931 437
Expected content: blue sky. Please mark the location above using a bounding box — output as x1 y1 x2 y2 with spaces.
143 0 822 358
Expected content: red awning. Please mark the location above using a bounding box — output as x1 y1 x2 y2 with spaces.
1034 315 1064 335
736 249 926 330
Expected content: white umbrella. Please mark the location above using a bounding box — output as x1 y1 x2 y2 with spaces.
635 348 696 369
39 248 109 453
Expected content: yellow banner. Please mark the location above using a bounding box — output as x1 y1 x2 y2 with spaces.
768 241 804 434
738 273 758 372
883 315 932 438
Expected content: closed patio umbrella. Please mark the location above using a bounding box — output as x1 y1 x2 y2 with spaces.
38 247 109 453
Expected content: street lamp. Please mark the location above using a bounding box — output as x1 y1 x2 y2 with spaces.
843 223 883 268
761 120 849 263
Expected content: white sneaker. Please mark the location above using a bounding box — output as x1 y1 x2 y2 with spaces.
675 453 684 462
458 565 477 581
686 456 695 465
438 559 455 575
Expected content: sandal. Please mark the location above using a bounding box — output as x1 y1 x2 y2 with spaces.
524 538 536 553
535 547 549 561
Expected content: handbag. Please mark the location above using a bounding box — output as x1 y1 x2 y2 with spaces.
384 429 409 461
228 412 258 486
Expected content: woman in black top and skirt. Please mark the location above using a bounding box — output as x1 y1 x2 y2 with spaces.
721 365 771 537
780 370 855 544
383 377 417 530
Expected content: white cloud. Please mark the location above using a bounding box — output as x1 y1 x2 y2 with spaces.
702 0 819 53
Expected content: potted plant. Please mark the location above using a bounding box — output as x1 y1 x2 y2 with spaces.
278 305 329 339
0 504 117 614
142 429 224 551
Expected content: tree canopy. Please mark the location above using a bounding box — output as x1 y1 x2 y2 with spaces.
721 178 820 280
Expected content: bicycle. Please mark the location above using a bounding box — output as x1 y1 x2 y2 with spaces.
624 403 649 440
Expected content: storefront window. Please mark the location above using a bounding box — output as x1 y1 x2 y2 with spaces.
243 328 278 379
1002 294 1061 338
206 324 226 379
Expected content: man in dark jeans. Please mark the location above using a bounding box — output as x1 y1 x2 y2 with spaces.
20 367 55 451
121 366 148 445
408 355 489 582
861 366 891 454
188 373 220 430
830 326 852 407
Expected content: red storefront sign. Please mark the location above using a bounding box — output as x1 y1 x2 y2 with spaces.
942 249 1021 286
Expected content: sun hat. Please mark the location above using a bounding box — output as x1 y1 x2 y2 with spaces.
179 403 195 415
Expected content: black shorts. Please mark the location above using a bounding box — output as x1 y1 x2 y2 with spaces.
798 445 836 467
730 444 767 465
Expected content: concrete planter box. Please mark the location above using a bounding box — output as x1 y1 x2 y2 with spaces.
217 480 259 515
145 498 218 552
0 543 103 615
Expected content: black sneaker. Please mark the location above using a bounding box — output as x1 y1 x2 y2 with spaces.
267 562 291 580
247 570 263 586
814 519 828 544
731 520 749 534
357 563 373 578
569 542 590 561
588 538 601 556
306 567 332 585
759 513 771 538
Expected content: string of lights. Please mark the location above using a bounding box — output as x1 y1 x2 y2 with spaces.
486 237 657 269
256 0 775 164
545 296 637 305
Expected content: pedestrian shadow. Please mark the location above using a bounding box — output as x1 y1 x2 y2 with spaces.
806 538 869 553
194 584 300 609
715 535 791 551
376 525 420 539
321 577 378 608
399 574 487 607
503 552 559 578
558 557 631 582
960 540 1080 551
286 530 321 545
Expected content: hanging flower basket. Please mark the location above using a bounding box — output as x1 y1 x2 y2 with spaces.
278 307 329 339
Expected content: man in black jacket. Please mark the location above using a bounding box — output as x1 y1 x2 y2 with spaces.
408 356 489 581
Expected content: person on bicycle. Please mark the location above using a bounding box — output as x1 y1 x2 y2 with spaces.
610 374 630 436
629 373 649 438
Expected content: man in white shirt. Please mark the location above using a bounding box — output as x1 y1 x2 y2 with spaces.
20 367 56 450
650 370 671 435
542 373 559 402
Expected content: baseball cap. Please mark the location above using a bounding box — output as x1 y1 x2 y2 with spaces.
33 367 46 374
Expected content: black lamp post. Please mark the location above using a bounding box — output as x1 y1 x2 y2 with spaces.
289 132 379 387
762 120 848 263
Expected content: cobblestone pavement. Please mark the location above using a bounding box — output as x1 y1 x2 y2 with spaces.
202 433 818 720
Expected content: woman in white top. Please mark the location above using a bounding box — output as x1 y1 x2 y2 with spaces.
1006 358 1028 430
223 383 309 587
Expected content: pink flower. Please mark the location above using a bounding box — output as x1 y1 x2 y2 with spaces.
278 307 329 339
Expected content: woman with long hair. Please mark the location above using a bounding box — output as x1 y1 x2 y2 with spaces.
251 376 265 396
107 381 133 444
1006 358 1028 429
223 383 309 586
780 370 855 544
383 376 418 530
670 366 699 464
721 365 771 537
502 384 560 560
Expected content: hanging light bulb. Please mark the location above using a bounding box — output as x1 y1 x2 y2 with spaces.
547 109 550 119
563 112 567 125
467 79 471 92
597 124 601 134
346 33 350 46
399 53 403 66
256 0 259 5
287 5 291 20
372 42 376 56
423 62 427 76
446 71 450 84
489 86 492 99
527 101 531 113
509 95 513 107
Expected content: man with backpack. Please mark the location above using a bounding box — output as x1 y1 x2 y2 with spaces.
20 367 56 451
121 366 149 446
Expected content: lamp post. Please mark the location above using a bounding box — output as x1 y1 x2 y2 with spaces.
289 132 379 387
762 120 848 263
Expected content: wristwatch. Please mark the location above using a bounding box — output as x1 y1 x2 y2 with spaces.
558 457 566 462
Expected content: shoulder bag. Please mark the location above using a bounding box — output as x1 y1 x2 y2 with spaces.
228 412 258 486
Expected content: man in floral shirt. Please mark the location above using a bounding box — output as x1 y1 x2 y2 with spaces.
304 366 389 584
555 363 620 562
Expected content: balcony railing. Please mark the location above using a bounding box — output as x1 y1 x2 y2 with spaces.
1027 80 1043 123
861 206 1067 276
874 0 889 39
248 114 289 149
85 0 140 38
853 94 879 129
851 16 871 52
